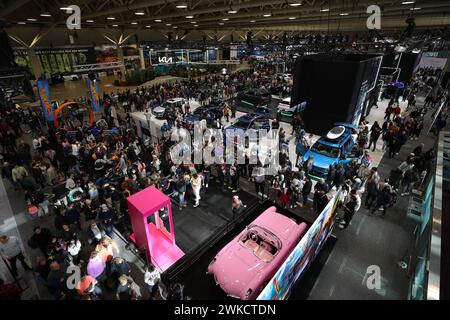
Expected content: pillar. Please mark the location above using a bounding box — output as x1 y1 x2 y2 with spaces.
27 49 43 79
139 47 145 70
117 46 126 77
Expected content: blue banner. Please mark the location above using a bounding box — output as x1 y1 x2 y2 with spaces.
36 79 54 121
257 190 341 300
89 79 100 112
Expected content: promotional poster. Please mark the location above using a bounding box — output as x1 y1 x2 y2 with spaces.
36 79 54 121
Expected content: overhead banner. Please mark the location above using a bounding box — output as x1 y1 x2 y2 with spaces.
257 190 341 300
36 79 54 121
89 79 100 112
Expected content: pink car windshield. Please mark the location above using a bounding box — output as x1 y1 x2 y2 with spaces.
238 225 282 263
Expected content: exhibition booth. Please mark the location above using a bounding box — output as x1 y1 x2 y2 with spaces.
126 182 342 300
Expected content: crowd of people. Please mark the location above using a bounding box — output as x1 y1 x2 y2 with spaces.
0 58 445 300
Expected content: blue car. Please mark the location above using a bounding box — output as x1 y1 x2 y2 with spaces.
302 123 360 179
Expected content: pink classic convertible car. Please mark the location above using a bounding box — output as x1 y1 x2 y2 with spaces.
207 206 308 299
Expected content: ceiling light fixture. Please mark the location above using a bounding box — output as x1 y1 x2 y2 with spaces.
166 23 172 26
60 7 71 10
86 19 94 22
131 22 138 25
26 18 37 21
190 21 196 24
320 8 330 12
288 1 302 6
112 24 119 27
106 17 116 20
176 1 188 9
410 7 421 10
228 9 238 14
146 25 151 28
263 14 272 17
173 26 178 28
222 18 229 21
135 11 145 16
17 21 26 25
219 22 224 25
340 12 349 16
250 20 256 23
186 15 194 18
40 13 51 17
194 24 199 27
401 1 415 4
289 17 296 20
154 19 162 22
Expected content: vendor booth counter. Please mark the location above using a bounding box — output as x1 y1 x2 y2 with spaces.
127 186 185 272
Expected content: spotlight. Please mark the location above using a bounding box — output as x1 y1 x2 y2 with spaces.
176 1 188 9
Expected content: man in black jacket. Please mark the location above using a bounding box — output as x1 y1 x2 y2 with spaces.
301 177 312 207
29 226 53 256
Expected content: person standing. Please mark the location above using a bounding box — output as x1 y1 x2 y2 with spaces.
28 226 53 257
339 194 357 229
144 264 161 300
370 184 393 217
11 164 28 190
301 177 312 207
365 168 380 209
99 204 115 237
67 237 82 265
176 175 187 210
368 121 382 152
0 235 32 278
231 195 245 219
190 173 202 208
253 165 266 198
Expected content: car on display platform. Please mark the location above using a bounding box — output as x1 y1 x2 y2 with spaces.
152 97 186 119
226 113 270 132
49 73 65 85
275 73 293 83
207 206 308 300
277 99 307 118
302 122 360 179
236 89 272 109
182 104 223 127
62 74 80 81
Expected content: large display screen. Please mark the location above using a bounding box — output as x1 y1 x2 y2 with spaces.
257 190 341 300
14 47 96 75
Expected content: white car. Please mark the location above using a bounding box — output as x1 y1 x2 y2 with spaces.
63 74 80 81
283 73 293 82
152 97 186 119
277 97 291 112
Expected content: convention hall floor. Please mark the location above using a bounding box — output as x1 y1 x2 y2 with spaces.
0 74 435 300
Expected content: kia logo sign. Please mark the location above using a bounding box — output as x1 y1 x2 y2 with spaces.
158 56 173 64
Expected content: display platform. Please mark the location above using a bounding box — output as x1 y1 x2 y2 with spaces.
163 200 336 300
234 97 285 121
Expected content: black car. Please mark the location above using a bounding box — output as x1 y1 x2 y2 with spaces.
183 104 223 127
49 73 64 85
236 89 272 108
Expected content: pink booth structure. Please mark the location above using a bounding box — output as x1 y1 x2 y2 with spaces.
128 186 185 272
